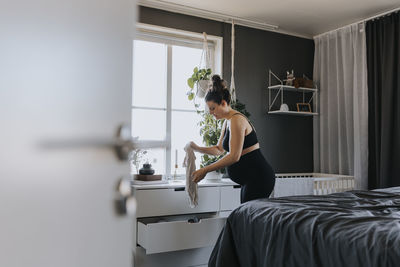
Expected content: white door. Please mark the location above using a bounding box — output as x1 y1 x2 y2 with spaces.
0 0 136 266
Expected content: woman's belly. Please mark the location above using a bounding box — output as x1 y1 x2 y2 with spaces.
241 143 260 156
228 149 275 185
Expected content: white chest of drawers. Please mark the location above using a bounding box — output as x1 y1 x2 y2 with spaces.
132 178 241 267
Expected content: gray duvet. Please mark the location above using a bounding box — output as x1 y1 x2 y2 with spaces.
209 188 400 267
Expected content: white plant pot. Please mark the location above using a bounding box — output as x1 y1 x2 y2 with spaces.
196 80 209 98
205 171 223 181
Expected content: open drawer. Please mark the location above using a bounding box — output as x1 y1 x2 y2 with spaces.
137 214 227 254
135 186 220 217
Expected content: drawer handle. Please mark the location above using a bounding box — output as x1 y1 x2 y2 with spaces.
233 185 241 189
174 187 185 191
188 217 200 223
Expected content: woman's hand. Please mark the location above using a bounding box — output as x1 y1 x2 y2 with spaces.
192 167 208 183
190 141 199 151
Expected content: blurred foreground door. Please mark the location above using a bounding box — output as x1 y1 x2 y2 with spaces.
0 0 136 266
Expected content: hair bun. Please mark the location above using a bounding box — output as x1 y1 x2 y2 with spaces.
212 74 226 91
211 74 222 83
205 75 231 105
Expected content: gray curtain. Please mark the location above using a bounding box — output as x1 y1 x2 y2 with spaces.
313 23 368 189
367 12 400 189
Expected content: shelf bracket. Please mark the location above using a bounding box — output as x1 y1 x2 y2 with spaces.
269 87 282 111
268 69 284 112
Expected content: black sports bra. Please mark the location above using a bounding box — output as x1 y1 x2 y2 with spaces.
222 113 258 152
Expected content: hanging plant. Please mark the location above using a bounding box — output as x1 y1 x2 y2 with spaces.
187 67 212 100
187 32 213 100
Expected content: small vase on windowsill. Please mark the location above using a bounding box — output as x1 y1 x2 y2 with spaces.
204 170 223 181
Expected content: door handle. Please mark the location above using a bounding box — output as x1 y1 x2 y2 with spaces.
114 177 136 216
114 124 168 160
38 123 168 161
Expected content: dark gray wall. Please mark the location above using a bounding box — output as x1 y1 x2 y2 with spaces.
139 6 315 173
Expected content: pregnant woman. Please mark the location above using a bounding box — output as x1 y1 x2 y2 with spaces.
190 75 275 203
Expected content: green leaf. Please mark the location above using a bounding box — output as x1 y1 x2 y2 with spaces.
188 92 194 100
187 78 194 89
193 67 198 73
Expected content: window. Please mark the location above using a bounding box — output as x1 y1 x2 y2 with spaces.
132 24 222 177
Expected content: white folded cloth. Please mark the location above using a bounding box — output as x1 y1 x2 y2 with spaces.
183 143 198 207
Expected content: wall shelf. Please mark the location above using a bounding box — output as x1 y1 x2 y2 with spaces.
268 110 318 116
267 70 319 116
268 84 318 93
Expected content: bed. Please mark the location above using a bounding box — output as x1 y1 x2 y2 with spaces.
209 187 400 267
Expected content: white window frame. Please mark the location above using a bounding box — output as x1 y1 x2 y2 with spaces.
133 23 223 176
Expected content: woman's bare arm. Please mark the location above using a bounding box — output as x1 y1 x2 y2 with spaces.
191 120 227 156
202 116 245 172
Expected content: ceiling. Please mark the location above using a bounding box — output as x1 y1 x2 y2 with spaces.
139 0 400 38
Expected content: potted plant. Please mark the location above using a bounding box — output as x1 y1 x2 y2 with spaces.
187 67 212 99
128 149 147 175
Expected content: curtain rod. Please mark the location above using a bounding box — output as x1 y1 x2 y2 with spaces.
138 0 278 30
314 6 400 39
138 0 316 39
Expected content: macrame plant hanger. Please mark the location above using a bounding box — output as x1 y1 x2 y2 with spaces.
193 32 213 112
202 31 212 74
196 32 212 98
230 20 237 103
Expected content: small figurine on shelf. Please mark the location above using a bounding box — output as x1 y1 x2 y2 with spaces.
293 75 314 88
279 103 289 112
285 70 295 86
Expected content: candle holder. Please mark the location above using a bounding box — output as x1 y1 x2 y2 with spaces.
173 164 178 180
173 149 178 180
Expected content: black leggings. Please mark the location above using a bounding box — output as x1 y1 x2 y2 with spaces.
227 149 275 203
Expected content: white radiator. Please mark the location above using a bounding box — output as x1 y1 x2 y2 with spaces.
272 173 355 197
